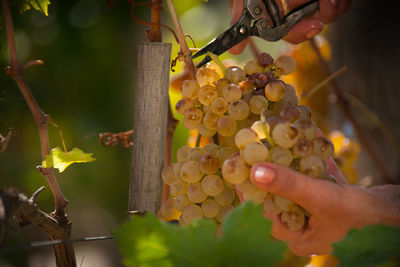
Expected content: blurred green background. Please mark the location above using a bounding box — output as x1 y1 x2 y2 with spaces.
0 1 283 266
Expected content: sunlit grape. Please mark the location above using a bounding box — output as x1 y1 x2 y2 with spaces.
215 78 230 96
174 195 192 212
228 100 249 120
177 145 192 162
221 153 249 184
187 183 208 203
201 174 224 196
183 108 203 129
180 160 203 183
175 98 194 115
198 84 218 106
271 121 300 148
270 146 293 166
235 128 260 150
199 153 220 175
281 206 305 231
182 204 203 223
196 67 220 86
210 97 229 115
265 80 286 102
197 122 216 137
299 154 326 178
188 147 206 161
311 137 334 159
201 199 220 218
251 120 270 139
169 179 189 197
243 142 269 165
242 189 267 204
274 55 296 75
181 80 200 100
203 111 220 131
244 60 264 75
159 198 180 221
214 187 235 206
161 163 178 185
226 66 246 84
222 84 242 102
249 95 269 114
217 116 237 137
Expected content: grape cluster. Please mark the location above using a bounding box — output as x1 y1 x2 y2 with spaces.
159 52 335 231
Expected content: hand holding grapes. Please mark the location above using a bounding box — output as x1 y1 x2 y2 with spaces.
229 0 351 54
249 161 400 256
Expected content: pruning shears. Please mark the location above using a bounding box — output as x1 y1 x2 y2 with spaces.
192 0 319 68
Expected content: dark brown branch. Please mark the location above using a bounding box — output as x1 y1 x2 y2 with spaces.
309 38 393 184
149 0 162 42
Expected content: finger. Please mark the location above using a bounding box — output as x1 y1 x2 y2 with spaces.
229 39 249 55
289 242 332 256
325 157 347 184
250 162 346 214
287 0 340 24
283 18 324 44
228 0 248 55
264 211 303 242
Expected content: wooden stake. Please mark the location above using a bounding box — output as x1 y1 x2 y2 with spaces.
129 42 172 214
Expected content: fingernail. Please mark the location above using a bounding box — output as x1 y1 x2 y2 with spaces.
253 165 276 185
330 0 339 7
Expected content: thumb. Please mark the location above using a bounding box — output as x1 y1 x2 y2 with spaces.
250 162 344 212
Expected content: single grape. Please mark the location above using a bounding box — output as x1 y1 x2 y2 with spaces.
293 138 312 157
258 52 274 67
263 194 282 215
198 84 218 106
210 97 229 115
187 183 208 203
237 80 256 94
236 179 257 195
271 121 300 148
183 108 203 129
265 80 286 102
243 142 270 165
215 78 230 96
199 153 220 175
177 145 192 162
197 122 216 138
201 199 220 218
244 59 264 75
203 111 221 131
311 137 334 160
196 67 220 87
188 147 206 161
180 160 203 183
242 189 267 205
270 146 293 166
216 146 236 167
170 179 189 196
217 116 237 137
173 195 193 212
249 95 269 114
182 204 203 223
294 119 318 141
161 163 178 185
235 128 260 150
273 195 296 212
281 206 305 231
221 153 249 184
274 55 296 75
201 174 225 196
222 84 242 102
159 198 180 221
226 66 246 84
175 98 194 115
251 120 270 139
228 99 250 120
214 187 235 206
299 154 326 178
181 80 200 100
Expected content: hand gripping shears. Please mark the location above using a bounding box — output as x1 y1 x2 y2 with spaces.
192 0 319 68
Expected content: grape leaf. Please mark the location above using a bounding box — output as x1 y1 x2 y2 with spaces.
42 147 96 172
113 202 287 267
333 224 400 267
19 0 51 16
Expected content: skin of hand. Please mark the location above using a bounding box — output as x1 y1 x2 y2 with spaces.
229 0 351 54
248 159 400 256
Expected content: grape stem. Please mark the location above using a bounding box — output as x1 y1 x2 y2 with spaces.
309 37 394 184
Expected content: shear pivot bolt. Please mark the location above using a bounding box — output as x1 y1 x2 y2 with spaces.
260 21 267 29
239 26 247 35
254 7 262 15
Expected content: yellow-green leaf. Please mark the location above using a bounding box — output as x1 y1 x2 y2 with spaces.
42 147 96 172
19 0 51 16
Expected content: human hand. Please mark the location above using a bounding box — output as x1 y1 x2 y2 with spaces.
229 0 351 54
248 159 400 256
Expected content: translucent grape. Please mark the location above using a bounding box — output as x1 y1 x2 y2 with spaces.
187 183 208 203
249 95 269 114
221 153 249 184
236 179 257 195
311 137 334 159
159 198 180 221
271 121 300 148
273 195 296 211
238 80 256 94
198 84 218 106
293 138 312 157
196 67 220 86
226 66 246 84
201 174 225 196
201 199 220 218
169 179 189 196
265 80 286 102
263 194 282 215
215 78 230 96
270 146 293 166
280 106 303 122
214 187 235 206
199 153 220 175
242 189 267 204
175 98 194 115
177 145 192 162
222 84 242 102
299 154 326 178
181 80 200 100
174 195 193 212
180 160 203 183
235 128 260 150
294 119 318 141
161 163 178 185
243 142 270 165
281 206 305 231
188 147 206 161
210 97 229 115
197 122 216 137
183 108 203 129
216 146 236 167
274 55 296 75
182 204 203 223
203 111 220 131
251 120 270 139
228 100 250 120
217 116 237 137
244 60 264 75
216 205 234 223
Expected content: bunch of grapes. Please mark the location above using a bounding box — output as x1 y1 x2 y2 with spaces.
159 52 335 231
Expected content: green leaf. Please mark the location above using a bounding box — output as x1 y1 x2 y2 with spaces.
333 224 400 267
19 0 51 16
113 202 287 267
42 147 96 173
